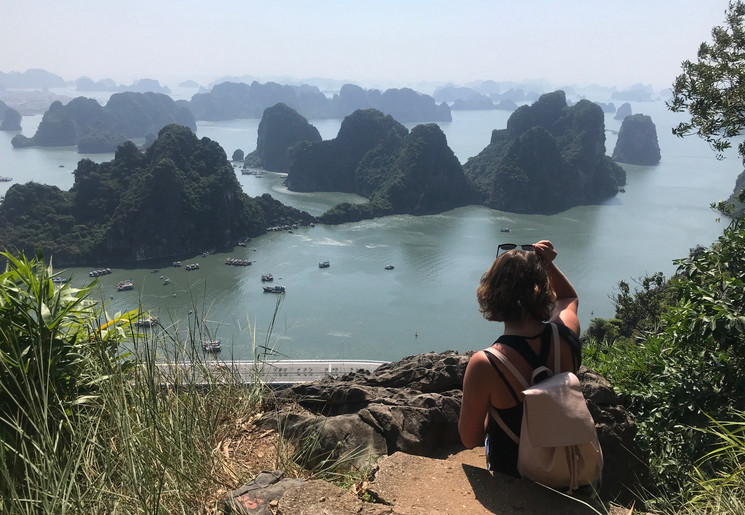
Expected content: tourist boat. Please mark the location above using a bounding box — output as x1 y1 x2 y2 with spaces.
263 285 285 293
172 261 182 267
225 257 252 266
116 280 134 291
0 176 12 182
163 278 170 285
51 276 68 285
261 274 273 282
201 339 222 353
89 268 112 277
319 260 330 268
385 265 394 270
185 263 200 271
500 228 510 233
134 315 157 328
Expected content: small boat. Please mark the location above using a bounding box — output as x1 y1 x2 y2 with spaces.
185 263 200 271
261 273 273 282
385 265 394 270
163 278 170 285
0 176 12 182
117 280 134 291
51 276 68 285
500 228 510 233
263 285 286 293
151 268 159 273
319 260 330 268
173 261 182 267
134 315 157 328
237 241 247 247
202 339 222 353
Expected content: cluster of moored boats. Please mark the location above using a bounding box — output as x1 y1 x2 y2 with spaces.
117 280 134 291
225 258 252 266
266 224 299 232
184 263 200 271
89 268 112 277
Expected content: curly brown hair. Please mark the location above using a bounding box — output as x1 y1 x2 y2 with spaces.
477 249 556 323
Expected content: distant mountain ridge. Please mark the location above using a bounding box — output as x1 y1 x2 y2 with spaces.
11 92 196 153
186 81 451 123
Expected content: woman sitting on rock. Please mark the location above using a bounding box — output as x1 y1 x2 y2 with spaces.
458 239 581 476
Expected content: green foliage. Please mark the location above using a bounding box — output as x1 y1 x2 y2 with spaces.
669 1 745 163
586 217 745 502
0 249 270 513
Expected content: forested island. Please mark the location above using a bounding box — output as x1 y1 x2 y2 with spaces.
11 92 196 153
261 90 625 221
0 125 313 266
463 91 626 214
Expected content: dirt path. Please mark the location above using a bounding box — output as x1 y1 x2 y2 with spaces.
278 448 629 514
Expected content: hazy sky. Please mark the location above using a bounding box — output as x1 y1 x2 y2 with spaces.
1 1 735 91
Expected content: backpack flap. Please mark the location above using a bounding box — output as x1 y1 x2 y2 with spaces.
521 372 598 448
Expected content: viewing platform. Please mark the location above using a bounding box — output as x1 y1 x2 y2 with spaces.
155 359 388 387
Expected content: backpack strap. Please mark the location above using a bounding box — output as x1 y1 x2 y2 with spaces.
483 350 521 404
550 322 561 372
483 346 525 445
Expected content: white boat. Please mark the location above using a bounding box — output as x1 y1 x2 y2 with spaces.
263 285 286 293
134 315 158 328
261 273 273 282
202 339 222 353
319 260 330 268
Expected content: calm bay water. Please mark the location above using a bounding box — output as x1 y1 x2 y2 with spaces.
0 98 739 361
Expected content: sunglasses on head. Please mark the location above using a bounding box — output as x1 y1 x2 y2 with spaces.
497 243 535 257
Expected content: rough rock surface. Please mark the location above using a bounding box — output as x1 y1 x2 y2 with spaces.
612 113 661 165
261 350 648 506
244 103 322 172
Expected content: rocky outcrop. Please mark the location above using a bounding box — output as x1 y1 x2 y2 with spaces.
287 109 409 194
11 92 195 153
0 125 315 265
244 103 322 173
612 114 661 165
0 100 21 131
261 350 647 506
463 90 626 214
285 109 473 222
614 102 632 120
187 81 451 123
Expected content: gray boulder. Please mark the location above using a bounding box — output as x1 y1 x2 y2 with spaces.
261 350 647 505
